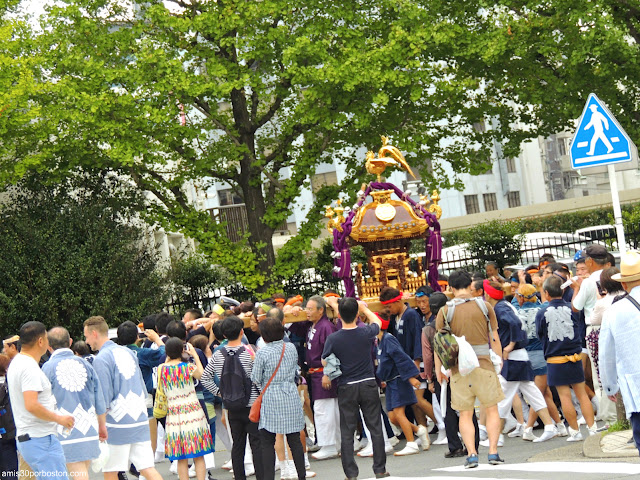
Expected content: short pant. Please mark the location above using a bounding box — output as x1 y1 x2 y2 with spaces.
103 440 155 473
450 367 505 411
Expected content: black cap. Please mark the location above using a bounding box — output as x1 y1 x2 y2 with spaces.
584 244 608 260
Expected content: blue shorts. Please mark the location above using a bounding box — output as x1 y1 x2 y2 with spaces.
16 434 68 480
385 378 417 411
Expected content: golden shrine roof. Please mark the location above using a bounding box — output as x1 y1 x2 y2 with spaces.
349 190 429 243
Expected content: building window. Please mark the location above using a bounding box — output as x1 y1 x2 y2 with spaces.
506 157 516 173
464 195 480 215
483 193 498 211
218 188 243 206
507 191 521 208
557 137 567 156
311 171 338 194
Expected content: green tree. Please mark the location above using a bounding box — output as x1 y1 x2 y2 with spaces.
0 173 167 340
5 0 529 292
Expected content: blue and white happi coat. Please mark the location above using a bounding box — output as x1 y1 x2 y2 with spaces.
93 340 150 445
42 348 107 463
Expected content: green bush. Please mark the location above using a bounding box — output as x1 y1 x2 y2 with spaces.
167 254 232 309
463 220 523 270
0 173 167 340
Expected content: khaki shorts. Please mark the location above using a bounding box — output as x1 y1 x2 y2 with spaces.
450 367 505 411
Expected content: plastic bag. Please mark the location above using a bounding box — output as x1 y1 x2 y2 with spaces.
454 335 479 376
91 441 110 473
489 349 503 374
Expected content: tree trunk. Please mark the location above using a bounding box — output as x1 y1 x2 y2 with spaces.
242 178 276 280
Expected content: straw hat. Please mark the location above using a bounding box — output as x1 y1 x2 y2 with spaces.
612 251 640 282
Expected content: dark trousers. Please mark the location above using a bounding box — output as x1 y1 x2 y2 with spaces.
337 380 386 478
433 380 479 452
0 439 18 479
631 412 640 456
260 430 305 480
228 407 264 480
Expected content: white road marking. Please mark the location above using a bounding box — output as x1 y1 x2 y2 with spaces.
434 461 640 475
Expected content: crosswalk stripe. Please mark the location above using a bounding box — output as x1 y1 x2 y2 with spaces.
434 461 640 475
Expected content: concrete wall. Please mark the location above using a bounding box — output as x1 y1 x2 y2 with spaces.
440 187 640 232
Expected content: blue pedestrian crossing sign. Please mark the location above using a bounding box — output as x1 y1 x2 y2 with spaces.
570 93 636 169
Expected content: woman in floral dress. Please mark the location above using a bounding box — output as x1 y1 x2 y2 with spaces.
158 338 213 480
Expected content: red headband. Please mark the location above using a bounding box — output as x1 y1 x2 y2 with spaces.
380 293 403 305
375 313 390 330
483 280 504 300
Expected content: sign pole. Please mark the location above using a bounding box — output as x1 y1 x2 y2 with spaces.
607 164 627 255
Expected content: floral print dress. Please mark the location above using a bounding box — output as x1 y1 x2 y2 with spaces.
158 362 213 460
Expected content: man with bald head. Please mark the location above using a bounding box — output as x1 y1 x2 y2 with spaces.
42 327 107 480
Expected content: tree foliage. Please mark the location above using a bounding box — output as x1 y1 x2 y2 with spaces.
0 173 167 340
4 0 534 292
7 0 640 292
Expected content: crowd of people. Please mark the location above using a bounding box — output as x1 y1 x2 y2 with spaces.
1 244 640 480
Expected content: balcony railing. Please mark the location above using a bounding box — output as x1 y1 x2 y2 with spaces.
208 204 289 243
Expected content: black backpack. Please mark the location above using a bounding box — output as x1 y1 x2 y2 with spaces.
0 381 16 441
219 347 252 410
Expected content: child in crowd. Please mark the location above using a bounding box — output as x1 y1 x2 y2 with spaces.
376 316 429 456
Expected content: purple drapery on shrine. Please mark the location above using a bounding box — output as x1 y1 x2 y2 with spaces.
332 182 442 297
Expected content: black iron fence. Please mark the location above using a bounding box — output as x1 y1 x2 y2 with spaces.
439 228 640 274
166 228 640 314
165 269 344 315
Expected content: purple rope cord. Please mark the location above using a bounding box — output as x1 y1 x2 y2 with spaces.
332 182 442 297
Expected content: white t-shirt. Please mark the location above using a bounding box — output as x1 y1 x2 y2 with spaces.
6 353 57 438
573 269 603 324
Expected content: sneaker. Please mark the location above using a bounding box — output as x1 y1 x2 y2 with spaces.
479 434 504 448
567 426 584 442
479 424 488 441
354 437 364 452
588 423 599 436
170 461 178 475
508 423 524 438
502 414 518 434
357 445 373 457
555 423 568 437
305 472 316 478
304 453 311 471
245 464 256 477
416 425 430 451
522 427 537 442
433 430 448 445
222 460 233 471
488 453 505 465
311 446 338 460
154 451 166 463
384 443 395 454
394 441 420 456
464 454 479 469
388 436 399 447
577 416 586 426
534 425 557 443
375 473 391 479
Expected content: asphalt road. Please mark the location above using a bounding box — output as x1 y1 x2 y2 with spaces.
100 424 640 480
